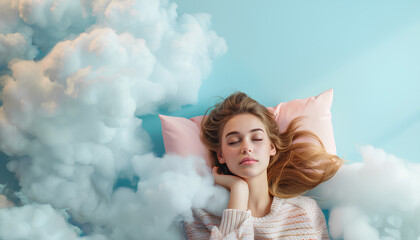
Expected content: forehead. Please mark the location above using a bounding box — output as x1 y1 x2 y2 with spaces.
222 113 266 135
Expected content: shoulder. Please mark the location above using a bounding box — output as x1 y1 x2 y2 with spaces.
282 196 325 220
284 196 327 227
272 196 328 236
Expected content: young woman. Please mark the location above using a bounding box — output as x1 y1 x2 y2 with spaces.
184 92 343 239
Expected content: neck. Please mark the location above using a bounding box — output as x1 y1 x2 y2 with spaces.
244 170 273 217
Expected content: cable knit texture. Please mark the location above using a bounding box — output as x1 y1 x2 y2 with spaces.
184 196 329 240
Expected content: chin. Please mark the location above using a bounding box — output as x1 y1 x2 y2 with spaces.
232 168 265 179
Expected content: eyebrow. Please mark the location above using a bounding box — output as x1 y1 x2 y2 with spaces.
225 128 264 138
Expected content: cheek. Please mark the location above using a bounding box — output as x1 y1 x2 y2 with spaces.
221 146 242 164
260 142 274 155
222 147 236 158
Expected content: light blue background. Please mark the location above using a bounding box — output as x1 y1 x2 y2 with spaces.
144 0 420 163
1 0 419 199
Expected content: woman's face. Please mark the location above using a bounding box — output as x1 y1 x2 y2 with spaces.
218 113 276 179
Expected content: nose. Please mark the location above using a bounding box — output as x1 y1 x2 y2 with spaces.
241 139 252 154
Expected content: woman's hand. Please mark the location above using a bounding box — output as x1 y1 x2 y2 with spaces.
212 167 249 210
212 167 247 190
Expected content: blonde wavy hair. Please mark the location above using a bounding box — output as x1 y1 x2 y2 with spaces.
200 92 344 198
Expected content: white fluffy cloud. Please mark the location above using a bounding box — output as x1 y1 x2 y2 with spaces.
97 154 228 239
0 32 39 65
0 0 226 107
309 145 420 239
0 155 228 240
0 204 107 240
0 0 92 64
0 0 226 239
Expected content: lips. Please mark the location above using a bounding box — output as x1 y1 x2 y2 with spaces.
240 157 258 165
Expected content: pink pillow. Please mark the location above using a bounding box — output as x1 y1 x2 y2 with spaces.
159 89 336 167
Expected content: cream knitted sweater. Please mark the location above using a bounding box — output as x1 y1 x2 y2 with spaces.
184 196 329 240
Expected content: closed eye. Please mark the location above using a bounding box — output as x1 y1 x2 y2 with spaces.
253 139 263 141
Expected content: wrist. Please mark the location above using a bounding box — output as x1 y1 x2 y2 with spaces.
230 180 249 193
228 182 249 211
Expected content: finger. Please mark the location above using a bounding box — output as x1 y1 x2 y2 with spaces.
212 168 217 179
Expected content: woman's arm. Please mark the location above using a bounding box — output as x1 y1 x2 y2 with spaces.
184 167 254 239
209 167 253 239
212 167 249 211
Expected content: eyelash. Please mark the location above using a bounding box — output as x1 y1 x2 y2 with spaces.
227 139 263 145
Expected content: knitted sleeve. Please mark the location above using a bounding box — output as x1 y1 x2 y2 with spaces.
209 209 253 239
184 208 254 240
